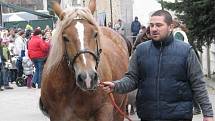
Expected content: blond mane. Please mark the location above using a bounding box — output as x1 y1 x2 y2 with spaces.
45 7 100 74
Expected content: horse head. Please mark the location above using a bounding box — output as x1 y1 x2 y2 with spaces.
51 0 102 91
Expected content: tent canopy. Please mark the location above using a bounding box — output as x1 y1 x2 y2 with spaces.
8 14 25 21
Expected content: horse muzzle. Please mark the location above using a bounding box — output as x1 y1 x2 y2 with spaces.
76 71 99 91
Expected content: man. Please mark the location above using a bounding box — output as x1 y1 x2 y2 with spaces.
101 10 214 121
131 16 141 44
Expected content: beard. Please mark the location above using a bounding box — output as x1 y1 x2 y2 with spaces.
151 32 171 42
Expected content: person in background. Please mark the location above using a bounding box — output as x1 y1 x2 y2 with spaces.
108 22 113 28
7 30 17 83
0 38 4 91
131 16 141 44
8 28 16 43
0 38 13 90
25 24 33 32
28 29 50 88
138 25 147 34
114 19 125 35
2 41 13 89
101 10 214 121
173 19 189 43
14 30 26 78
22 56 34 88
173 19 202 115
133 26 151 51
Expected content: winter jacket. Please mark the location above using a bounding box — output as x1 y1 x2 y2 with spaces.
22 56 34 75
131 20 141 35
28 35 50 60
113 34 214 120
135 35 193 120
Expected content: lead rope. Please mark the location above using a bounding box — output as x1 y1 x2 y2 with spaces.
108 92 132 121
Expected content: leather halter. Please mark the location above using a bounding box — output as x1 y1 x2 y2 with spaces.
64 42 102 70
63 19 102 70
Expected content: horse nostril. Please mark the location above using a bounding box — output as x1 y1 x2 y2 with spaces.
91 72 98 81
77 73 87 83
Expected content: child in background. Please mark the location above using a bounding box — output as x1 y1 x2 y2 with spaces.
22 56 34 88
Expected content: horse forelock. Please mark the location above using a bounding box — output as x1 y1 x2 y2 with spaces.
45 7 101 74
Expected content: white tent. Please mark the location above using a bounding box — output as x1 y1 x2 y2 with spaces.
8 14 25 22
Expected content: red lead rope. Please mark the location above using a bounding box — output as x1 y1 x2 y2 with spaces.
108 92 132 121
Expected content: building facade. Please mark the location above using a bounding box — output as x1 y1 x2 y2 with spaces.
1 0 44 13
2 0 134 36
84 0 134 36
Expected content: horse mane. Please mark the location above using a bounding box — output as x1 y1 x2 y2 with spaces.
45 7 101 74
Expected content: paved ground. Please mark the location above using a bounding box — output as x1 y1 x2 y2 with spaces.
0 78 215 121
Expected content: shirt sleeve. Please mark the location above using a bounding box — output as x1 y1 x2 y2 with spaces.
113 50 139 93
187 48 214 117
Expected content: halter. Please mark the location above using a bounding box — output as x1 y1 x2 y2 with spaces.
64 40 102 71
63 18 102 71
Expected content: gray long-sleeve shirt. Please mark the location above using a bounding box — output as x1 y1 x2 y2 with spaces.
113 48 214 117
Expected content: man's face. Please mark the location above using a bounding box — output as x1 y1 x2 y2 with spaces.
149 16 173 41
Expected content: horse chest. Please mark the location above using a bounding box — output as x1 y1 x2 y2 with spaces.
57 95 102 121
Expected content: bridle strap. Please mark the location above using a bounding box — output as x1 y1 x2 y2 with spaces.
71 49 99 68
63 38 102 71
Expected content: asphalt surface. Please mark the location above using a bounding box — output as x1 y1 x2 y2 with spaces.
0 78 214 121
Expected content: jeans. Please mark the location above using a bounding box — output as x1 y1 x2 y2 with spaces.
0 63 10 86
32 58 46 88
0 64 3 87
2 67 10 86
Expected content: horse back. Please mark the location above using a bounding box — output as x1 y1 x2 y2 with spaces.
98 27 129 81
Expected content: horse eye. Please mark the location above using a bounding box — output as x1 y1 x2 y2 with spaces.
63 37 69 42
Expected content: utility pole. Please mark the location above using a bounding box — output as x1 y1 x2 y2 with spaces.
83 0 85 6
43 0 48 10
110 0 113 28
0 3 2 27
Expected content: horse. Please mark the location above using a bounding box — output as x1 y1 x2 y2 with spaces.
120 34 132 57
40 0 129 121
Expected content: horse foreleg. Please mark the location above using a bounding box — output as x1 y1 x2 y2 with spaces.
95 103 114 121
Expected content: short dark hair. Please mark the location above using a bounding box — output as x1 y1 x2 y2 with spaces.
33 29 42 36
18 30 25 36
151 10 173 25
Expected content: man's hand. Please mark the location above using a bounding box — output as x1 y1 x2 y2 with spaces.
99 81 115 93
203 117 214 121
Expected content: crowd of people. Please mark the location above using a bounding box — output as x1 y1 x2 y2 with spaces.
0 25 51 90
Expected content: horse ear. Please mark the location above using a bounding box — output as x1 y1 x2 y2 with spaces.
88 0 96 14
51 1 65 20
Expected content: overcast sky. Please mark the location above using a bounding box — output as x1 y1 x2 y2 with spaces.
133 0 161 26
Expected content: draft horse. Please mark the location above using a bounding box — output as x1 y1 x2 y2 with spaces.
40 0 129 121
